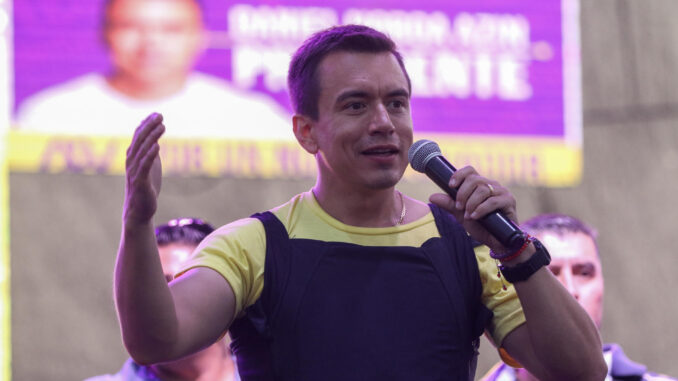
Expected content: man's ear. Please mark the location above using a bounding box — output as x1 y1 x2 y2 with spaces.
293 114 318 154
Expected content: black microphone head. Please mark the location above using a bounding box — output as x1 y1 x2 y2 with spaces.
408 139 442 173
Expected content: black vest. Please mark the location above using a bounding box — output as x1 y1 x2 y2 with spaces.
230 204 492 381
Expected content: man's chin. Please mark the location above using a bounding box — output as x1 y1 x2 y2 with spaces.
364 171 404 190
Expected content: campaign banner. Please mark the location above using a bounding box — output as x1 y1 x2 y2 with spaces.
10 0 582 185
2 2 580 378
8 131 580 186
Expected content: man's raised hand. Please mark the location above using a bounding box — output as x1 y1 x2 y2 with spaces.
123 113 165 225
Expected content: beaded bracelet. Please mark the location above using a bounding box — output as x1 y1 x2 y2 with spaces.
489 234 532 262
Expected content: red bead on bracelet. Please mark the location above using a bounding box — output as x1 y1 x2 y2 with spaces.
490 234 533 262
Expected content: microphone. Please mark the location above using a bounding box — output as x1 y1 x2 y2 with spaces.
408 139 525 250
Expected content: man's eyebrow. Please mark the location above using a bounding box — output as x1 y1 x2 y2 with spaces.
574 262 597 271
335 90 369 104
387 88 410 98
335 88 410 104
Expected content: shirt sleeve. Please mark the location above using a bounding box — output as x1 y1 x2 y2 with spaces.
474 245 526 346
176 217 267 317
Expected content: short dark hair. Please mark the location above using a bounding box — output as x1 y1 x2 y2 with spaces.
521 213 598 247
155 218 214 247
287 24 412 120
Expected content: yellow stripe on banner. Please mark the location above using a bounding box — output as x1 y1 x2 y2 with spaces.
7 131 318 179
7 131 582 187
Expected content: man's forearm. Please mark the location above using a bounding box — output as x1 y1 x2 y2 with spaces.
511 262 606 380
114 220 179 364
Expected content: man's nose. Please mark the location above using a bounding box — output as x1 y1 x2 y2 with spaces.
368 104 395 134
136 25 165 46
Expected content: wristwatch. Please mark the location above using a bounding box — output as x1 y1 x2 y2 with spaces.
499 238 551 283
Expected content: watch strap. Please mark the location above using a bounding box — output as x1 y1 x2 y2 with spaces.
499 238 551 283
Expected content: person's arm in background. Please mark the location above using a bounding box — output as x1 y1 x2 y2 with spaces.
115 113 236 364
430 167 606 381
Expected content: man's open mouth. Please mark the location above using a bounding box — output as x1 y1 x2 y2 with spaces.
362 146 399 156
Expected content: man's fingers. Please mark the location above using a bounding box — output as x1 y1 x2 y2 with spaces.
452 172 484 211
448 166 510 220
445 165 517 224
128 122 165 175
449 166 477 188
429 193 454 210
430 193 465 222
128 113 157 156
128 113 163 160
134 122 165 160
137 143 161 181
149 153 162 194
469 188 517 223
127 113 163 163
467 194 504 220
464 182 501 219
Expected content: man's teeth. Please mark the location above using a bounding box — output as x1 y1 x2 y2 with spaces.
365 149 395 154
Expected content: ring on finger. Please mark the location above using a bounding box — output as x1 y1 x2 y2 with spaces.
487 183 495 196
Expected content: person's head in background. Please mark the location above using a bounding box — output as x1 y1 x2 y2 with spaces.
152 218 237 380
521 214 604 328
155 217 214 281
102 0 206 99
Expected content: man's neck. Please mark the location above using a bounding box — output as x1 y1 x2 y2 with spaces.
312 182 403 228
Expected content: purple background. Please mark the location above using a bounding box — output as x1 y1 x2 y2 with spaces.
13 0 567 136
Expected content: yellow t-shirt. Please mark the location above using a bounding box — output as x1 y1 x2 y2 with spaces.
181 190 525 346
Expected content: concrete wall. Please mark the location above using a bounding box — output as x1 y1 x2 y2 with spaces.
10 0 678 379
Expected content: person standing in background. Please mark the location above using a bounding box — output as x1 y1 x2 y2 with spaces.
86 218 240 381
481 213 676 381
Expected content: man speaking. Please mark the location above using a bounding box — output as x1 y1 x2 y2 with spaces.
114 24 606 380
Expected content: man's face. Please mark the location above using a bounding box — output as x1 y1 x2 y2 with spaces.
158 243 195 282
537 231 604 327
104 0 205 86
308 51 413 191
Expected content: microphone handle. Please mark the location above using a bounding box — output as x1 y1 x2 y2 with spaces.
424 156 525 250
